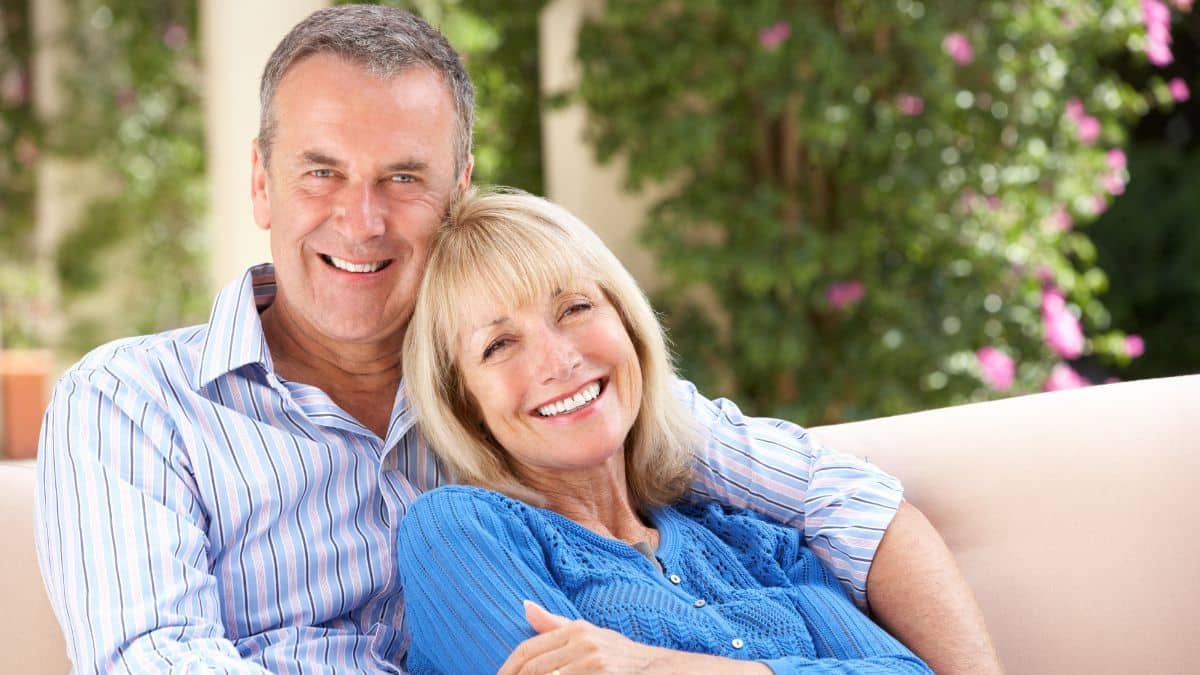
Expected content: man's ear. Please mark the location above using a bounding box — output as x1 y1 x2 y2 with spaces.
456 153 474 191
251 138 271 231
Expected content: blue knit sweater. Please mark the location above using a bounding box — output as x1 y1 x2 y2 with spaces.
398 486 930 674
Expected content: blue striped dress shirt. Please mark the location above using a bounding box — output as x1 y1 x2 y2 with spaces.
34 264 902 674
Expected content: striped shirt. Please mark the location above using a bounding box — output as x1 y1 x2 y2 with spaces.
34 263 902 674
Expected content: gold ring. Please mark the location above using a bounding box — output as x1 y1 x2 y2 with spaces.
550 671 561 675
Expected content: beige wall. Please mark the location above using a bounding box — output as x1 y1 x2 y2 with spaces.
202 0 330 291
539 0 662 290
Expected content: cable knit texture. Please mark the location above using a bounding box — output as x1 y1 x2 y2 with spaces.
398 486 930 674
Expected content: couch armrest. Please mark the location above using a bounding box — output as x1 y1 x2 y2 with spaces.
811 375 1199 675
0 461 70 674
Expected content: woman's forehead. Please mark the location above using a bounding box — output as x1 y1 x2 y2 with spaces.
448 278 601 341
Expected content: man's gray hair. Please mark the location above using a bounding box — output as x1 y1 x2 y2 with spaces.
258 4 475 174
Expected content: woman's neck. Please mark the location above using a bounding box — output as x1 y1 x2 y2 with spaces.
519 455 656 547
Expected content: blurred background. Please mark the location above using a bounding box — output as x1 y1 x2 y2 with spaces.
1 0 1197 458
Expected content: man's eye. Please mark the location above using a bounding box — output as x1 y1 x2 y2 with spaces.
482 338 510 360
309 169 334 178
391 174 415 183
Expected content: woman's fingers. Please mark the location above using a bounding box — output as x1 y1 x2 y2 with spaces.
524 600 571 633
497 623 573 675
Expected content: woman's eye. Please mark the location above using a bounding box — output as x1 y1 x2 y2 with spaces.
482 338 510 360
562 301 593 318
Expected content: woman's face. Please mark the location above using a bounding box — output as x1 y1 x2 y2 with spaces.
455 282 643 478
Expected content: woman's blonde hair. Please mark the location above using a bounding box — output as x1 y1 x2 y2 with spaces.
402 187 696 509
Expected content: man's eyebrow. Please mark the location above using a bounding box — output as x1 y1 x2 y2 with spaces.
384 159 429 173
300 151 343 167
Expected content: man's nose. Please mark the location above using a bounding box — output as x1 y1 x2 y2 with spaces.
538 327 582 384
333 180 386 239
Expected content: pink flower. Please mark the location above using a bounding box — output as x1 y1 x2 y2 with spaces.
1076 115 1101 144
1042 288 1085 358
1092 195 1109 215
0 67 27 106
1147 40 1174 66
1125 335 1146 358
1142 0 1174 66
896 94 925 116
826 280 865 310
1065 97 1086 122
1102 172 1126 195
1168 77 1190 102
976 347 1015 391
1047 206 1074 231
943 32 974 65
1044 363 1091 391
758 22 791 51
1106 149 1127 169
14 137 38 166
163 22 189 49
1173 0 1193 11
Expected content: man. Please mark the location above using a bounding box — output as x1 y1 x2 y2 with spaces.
35 5 999 673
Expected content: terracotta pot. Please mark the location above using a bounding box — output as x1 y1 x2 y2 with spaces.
1 350 52 460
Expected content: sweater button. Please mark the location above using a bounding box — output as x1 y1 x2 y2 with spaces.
668 574 681 584
693 599 707 608
731 638 745 649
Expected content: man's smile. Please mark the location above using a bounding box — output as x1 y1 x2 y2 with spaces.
319 253 394 274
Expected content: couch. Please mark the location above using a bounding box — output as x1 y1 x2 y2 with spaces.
4 374 1196 674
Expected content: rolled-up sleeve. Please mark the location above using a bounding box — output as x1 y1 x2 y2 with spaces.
677 379 902 608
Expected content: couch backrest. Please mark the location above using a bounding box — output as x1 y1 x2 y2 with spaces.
812 374 1200 675
0 460 70 674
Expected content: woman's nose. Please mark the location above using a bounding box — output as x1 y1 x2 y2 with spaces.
538 329 582 384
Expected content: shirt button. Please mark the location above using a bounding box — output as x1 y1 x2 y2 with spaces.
731 638 745 649
668 574 682 584
693 599 707 608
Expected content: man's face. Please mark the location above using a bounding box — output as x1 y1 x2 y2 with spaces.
251 54 471 350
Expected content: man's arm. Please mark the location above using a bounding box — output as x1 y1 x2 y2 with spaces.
678 380 1000 673
35 366 270 673
678 379 901 608
867 501 1003 675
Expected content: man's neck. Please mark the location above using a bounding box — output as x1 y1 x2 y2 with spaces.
260 301 403 440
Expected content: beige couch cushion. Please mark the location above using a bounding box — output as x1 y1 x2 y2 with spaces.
0 460 69 674
812 374 1199 675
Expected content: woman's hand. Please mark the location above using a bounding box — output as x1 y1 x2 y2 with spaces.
497 601 770 675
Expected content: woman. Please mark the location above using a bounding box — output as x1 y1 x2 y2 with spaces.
398 188 931 674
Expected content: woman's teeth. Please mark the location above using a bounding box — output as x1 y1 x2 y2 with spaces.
537 381 601 417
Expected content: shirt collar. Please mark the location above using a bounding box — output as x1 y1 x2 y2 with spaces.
195 263 277 390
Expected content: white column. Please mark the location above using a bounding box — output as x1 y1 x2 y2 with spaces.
201 0 329 291
30 0 85 349
538 0 664 290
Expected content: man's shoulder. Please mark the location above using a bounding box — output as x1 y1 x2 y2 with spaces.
63 324 209 392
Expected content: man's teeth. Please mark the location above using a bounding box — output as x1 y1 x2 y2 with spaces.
537 381 602 417
325 255 388 273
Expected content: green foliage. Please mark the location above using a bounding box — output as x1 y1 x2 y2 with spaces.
362 0 546 192
575 0 1181 422
49 0 208 356
0 1 41 347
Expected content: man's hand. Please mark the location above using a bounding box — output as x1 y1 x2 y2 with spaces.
868 500 1004 674
498 602 768 675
